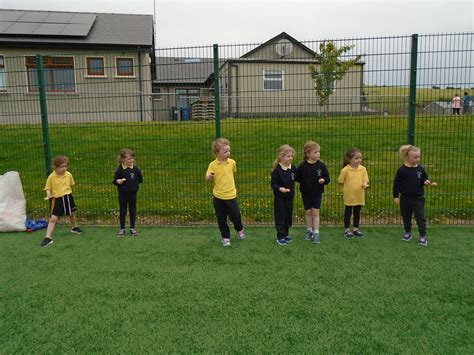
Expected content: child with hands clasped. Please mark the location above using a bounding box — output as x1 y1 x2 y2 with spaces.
338 148 369 238
113 148 143 237
205 138 245 247
271 145 297 246
295 141 330 244
41 156 83 247
393 145 431 246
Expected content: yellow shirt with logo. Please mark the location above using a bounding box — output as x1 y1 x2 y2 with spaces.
206 158 237 200
338 165 369 206
44 171 75 198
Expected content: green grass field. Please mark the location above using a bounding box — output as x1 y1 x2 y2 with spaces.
1 114 473 224
0 226 472 353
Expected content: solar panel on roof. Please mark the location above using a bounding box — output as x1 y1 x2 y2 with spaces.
0 22 13 32
34 23 67 35
19 12 49 22
70 13 96 24
43 13 74 23
0 10 96 36
5 22 39 34
0 10 23 21
61 23 93 36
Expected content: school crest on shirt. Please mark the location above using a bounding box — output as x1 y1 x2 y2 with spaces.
316 169 322 177
291 173 295 180
416 171 422 179
130 172 135 179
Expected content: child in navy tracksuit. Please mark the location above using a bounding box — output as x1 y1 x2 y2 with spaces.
393 145 432 246
113 148 143 237
271 144 296 246
295 141 330 244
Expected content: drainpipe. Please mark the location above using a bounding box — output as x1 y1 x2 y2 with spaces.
138 48 144 122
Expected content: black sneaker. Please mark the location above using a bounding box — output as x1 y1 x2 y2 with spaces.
40 238 53 247
353 230 365 238
130 228 139 237
402 232 412 241
71 227 83 234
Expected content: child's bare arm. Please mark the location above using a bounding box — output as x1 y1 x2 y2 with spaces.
205 172 214 182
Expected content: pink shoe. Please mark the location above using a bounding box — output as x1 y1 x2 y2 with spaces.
237 229 245 240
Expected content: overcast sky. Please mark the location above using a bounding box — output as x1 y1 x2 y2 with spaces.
1 0 472 47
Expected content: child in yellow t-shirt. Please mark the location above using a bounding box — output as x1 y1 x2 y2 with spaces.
41 156 83 247
338 148 369 238
205 138 245 247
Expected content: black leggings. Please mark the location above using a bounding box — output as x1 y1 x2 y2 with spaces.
119 192 137 229
400 195 426 236
344 205 362 229
213 197 243 239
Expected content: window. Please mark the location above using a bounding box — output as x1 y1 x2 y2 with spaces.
0 56 6 91
26 56 75 92
86 57 105 76
263 69 284 91
116 58 134 77
176 88 199 108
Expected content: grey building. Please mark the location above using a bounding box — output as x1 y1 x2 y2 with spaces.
0 9 154 123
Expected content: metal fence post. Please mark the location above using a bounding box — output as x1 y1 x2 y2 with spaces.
213 44 221 138
408 34 418 145
36 54 52 176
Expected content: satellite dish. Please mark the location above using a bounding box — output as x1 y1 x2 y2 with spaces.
275 39 293 57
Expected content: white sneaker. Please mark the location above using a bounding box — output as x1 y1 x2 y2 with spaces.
222 238 231 247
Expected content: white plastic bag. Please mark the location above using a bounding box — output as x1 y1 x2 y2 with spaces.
0 171 27 232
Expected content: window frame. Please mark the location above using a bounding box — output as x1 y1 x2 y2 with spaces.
175 88 200 108
263 69 284 91
25 55 76 93
115 57 135 77
85 56 106 77
0 55 6 92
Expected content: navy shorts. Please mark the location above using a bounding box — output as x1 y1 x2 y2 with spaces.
51 194 77 216
302 194 322 210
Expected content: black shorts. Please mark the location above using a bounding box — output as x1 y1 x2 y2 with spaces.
302 194 322 210
51 194 77 216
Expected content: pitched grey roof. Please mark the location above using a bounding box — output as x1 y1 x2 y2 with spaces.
0 9 153 47
155 57 225 85
241 32 315 58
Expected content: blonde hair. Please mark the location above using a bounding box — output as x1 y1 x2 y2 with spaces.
212 138 231 155
399 145 420 161
52 156 69 168
272 144 295 169
303 141 320 161
118 148 135 163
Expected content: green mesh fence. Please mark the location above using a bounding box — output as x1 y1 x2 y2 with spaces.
0 33 472 225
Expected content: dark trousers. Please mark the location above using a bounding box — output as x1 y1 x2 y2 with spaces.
274 197 293 239
344 205 362 229
213 197 243 239
400 195 426 236
119 191 137 229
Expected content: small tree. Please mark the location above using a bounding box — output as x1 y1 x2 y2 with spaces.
309 41 361 115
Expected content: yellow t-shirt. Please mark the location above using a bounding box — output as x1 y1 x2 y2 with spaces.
44 171 75 198
206 158 237 200
338 165 369 206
